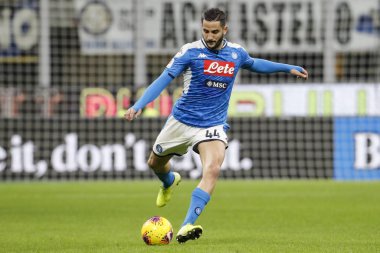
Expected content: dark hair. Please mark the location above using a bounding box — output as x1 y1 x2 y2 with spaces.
201 8 227 27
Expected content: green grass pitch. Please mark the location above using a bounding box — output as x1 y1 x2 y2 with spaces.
0 180 379 253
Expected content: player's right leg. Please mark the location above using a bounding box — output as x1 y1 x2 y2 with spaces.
148 116 191 207
147 152 181 207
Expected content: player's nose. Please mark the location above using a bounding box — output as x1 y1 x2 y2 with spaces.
205 34 214 41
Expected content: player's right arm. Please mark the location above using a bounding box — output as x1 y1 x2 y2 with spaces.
125 70 173 121
125 44 192 121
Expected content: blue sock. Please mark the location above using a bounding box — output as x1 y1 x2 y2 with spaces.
182 188 210 226
155 171 175 188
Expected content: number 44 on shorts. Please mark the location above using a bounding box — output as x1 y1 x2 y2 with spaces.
205 129 220 138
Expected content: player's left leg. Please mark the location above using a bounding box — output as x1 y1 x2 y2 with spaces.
147 151 173 185
176 140 226 243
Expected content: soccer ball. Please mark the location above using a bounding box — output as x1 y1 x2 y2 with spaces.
141 216 173 245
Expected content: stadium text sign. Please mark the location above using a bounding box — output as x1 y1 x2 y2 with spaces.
80 84 380 118
334 117 380 180
231 84 380 117
355 133 380 170
76 0 380 53
80 87 175 118
0 4 39 57
0 135 47 177
0 133 252 179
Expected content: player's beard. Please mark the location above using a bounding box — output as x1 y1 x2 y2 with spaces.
205 35 224 50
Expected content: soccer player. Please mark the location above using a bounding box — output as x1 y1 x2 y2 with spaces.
125 8 308 243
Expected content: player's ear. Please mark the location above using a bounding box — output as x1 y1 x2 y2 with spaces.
223 25 228 36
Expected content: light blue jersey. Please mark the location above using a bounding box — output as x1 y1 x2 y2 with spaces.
166 39 254 130
132 39 302 130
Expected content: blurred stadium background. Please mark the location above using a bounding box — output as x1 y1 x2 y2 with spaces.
0 0 380 181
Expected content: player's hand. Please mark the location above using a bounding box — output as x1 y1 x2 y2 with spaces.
124 107 142 121
291 68 308 80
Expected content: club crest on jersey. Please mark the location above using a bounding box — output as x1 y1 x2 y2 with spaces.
204 60 235 77
155 144 163 153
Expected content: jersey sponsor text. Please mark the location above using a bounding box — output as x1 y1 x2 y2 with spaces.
205 80 228 89
204 60 235 77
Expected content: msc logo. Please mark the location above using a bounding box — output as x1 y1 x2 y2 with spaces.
205 80 228 89
204 60 235 77
354 133 380 169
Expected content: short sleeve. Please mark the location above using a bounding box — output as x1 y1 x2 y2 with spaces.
165 44 192 78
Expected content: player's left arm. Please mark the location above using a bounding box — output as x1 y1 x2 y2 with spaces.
239 47 308 80
250 58 308 79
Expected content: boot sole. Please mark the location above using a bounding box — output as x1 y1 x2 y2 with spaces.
176 227 203 243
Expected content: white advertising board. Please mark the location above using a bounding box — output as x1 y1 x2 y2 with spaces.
75 0 380 54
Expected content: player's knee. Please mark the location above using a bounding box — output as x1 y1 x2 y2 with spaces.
147 154 167 172
147 156 157 169
205 162 221 179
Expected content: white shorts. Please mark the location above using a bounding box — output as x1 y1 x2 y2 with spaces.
152 116 228 156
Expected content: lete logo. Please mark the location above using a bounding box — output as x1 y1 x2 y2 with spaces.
204 60 235 77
